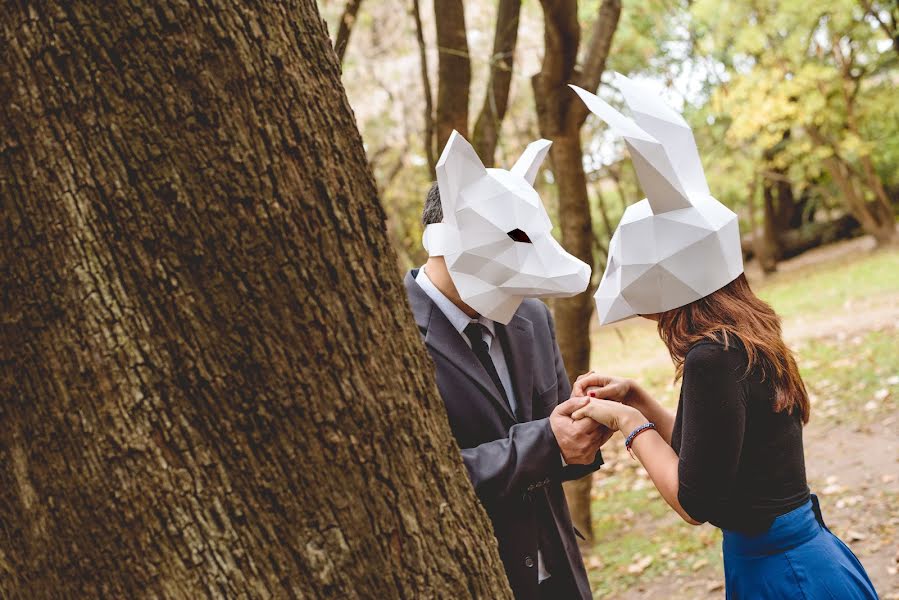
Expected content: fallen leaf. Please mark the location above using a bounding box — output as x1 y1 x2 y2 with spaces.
627 554 653 574
821 483 845 495
846 530 867 542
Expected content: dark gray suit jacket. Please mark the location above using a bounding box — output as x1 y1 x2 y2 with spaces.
405 271 602 600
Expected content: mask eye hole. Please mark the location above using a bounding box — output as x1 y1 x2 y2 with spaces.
507 229 532 244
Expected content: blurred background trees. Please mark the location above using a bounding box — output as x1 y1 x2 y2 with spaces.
318 0 898 556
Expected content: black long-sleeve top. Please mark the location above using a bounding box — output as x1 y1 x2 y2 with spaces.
670 340 810 533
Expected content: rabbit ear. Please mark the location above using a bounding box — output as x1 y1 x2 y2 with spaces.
511 139 552 185
436 131 487 225
612 73 710 197
569 84 691 213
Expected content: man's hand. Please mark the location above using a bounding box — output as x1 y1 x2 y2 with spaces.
550 397 609 464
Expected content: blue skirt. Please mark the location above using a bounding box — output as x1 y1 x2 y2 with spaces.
722 495 878 599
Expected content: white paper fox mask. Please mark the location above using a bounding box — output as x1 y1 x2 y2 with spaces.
423 131 591 324
571 74 743 325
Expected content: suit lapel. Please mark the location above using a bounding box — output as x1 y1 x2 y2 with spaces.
500 314 535 422
405 271 517 423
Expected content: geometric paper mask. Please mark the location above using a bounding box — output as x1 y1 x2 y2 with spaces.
570 74 744 325
423 130 591 324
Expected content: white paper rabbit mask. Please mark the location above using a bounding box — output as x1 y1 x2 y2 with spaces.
423 131 591 324
570 73 743 325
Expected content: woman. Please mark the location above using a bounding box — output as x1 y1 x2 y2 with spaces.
571 274 878 598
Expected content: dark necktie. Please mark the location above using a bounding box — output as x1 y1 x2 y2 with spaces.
463 322 511 410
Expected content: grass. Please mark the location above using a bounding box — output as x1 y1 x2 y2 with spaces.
756 247 899 320
583 244 899 598
797 328 899 424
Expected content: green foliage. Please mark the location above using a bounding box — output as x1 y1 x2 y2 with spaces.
691 0 899 217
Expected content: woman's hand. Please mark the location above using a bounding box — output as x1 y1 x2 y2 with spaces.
572 373 639 406
571 398 646 434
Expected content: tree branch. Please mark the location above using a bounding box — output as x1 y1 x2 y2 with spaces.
860 0 899 54
567 0 622 131
532 0 580 136
334 0 364 64
434 0 471 149
411 0 437 178
472 0 521 166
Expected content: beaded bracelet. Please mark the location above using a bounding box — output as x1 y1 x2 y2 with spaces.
624 422 656 459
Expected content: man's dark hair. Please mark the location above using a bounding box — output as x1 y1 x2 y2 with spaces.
422 182 442 226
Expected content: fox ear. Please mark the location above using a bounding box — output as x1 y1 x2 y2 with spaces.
511 139 552 185
435 131 487 224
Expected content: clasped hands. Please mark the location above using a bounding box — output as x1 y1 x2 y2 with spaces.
551 373 647 464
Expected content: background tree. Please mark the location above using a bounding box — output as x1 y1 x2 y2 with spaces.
692 0 898 246
0 1 513 597
472 0 523 165
434 0 472 149
531 0 622 545
334 0 365 64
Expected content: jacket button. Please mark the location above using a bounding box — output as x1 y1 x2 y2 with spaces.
524 556 535 568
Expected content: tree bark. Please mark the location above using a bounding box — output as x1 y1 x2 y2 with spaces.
758 182 781 273
532 0 621 548
472 0 522 166
434 0 471 150
0 2 513 598
334 0 364 64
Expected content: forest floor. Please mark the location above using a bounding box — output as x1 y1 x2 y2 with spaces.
583 236 899 599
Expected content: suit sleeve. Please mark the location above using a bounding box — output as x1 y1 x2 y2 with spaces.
544 302 604 482
460 418 565 502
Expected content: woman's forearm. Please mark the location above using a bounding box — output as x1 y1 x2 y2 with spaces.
628 383 675 444
623 419 701 525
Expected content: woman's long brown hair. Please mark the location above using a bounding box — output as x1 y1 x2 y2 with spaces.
656 273 810 423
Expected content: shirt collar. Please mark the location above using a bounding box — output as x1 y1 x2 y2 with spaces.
415 266 496 339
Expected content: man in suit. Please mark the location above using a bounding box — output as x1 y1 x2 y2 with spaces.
406 183 608 600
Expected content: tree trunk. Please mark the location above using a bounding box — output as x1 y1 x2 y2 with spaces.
532 0 621 549
821 153 896 245
412 0 438 178
0 2 512 598
434 0 471 150
758 181 781 273
472 0 522 166
742 214 862 261
549 135 596 380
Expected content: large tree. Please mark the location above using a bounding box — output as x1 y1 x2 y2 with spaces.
0 1 512 597
532 0 622 545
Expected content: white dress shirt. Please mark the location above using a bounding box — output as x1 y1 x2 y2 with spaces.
415 266 552 581
415 267 517 414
